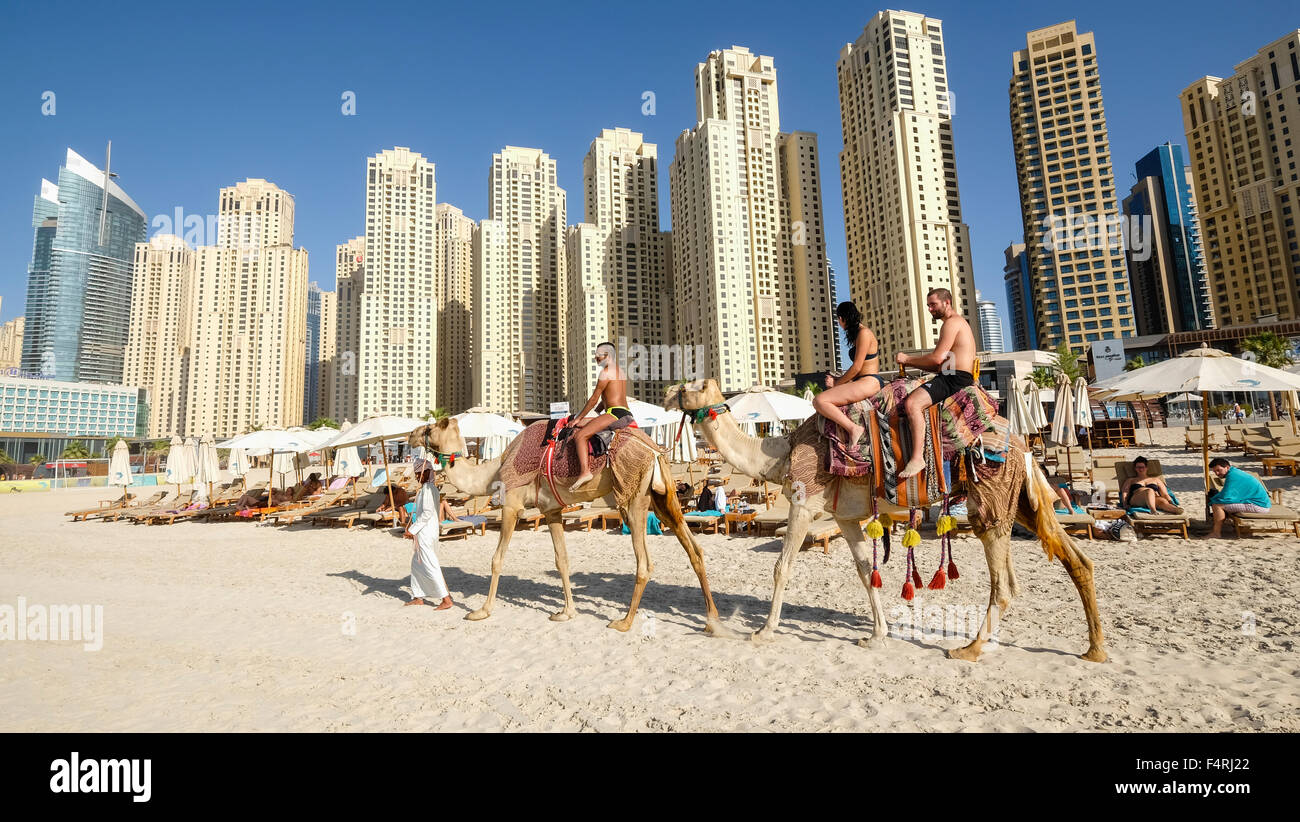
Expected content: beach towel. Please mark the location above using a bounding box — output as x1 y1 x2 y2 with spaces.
621 511 663 535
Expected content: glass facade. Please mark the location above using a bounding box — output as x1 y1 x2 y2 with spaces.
0 375 139 438
303 282 321 422
1132 143 1213 331
20 149 147 385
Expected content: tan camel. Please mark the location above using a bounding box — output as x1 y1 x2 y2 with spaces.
408 417 733 636
664 379 1106 663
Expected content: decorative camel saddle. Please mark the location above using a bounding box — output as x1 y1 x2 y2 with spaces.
497 418 664 507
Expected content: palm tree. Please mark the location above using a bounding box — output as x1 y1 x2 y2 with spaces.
1025 366 1055 390
1241 331 1296 420
1123 354 1146 372
424 408 449 421
1052 341 1084 383
29 455 45 466
306 417 338 430
61 440 90 460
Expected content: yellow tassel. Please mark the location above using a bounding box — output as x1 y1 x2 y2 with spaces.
936 515 956 535
879 513 893 529
865 518 884 539
902 528 921 548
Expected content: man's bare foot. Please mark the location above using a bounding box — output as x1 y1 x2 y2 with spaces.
435 596 453 611
898 458 926 479
404 598 425 607
568 473 594 492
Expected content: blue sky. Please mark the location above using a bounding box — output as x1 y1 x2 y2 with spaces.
0 0 1290 340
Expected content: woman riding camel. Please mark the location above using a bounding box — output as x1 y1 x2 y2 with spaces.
812 301 885 446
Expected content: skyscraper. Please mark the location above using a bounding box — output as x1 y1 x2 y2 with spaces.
1009 21 1134 349
303 282 323 422
0 297 23 371
123 234 195 437
669 46 835 393
837 11 979 357
184 179 309 437
332 236 365 421
566 128 671 405
436 203 475 415
21 148 147 383
474 147 567 414
976 291 1005 353
357 148 438 419
1002 242 1036 351
1181 29 1300 325
317 285 336 421
1122 143 1214 334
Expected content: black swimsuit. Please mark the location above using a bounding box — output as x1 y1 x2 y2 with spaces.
849 345 886 386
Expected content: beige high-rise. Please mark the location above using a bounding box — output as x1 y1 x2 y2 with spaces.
669 46 835 394
332 236 364 421
567 128 671 405
838 11 978 357
436 203 475 414
1181 30 1300 325
473 147 567 415
317 287 336 420
358 148 438 419
185 179 309 437
0 299 23 370
1009 21 1134 349
123 234 195 437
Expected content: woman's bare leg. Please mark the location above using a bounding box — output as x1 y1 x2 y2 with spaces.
813 379 881 446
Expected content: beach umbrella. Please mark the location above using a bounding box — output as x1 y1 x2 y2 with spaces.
164 436 191 494
626 398 672 429
1005 382 1036 452
725 385 815 424
1092 345 1300 486
272 451 297 490
219 428 318 492
1050 374 1079 490
227 447 249 487
195 434 220 505
452 409 524 438
322 415 426 518
108 440 133 505
183 437 199 484
1072 377 1094 454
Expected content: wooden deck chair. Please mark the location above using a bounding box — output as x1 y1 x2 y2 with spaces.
1212 470 1300 538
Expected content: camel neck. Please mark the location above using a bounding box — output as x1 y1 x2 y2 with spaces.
696 409 790 484
444 456 502 496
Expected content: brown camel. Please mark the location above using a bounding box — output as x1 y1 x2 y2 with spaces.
408 417 733 636
664 379 1106 663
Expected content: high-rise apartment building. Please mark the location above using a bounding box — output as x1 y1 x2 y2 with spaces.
184 179 309 437
0 297 23 370
123 234 195 437
436 203 475 414
21 148 147 383
567 128 672 405
1122 143 1214 335
473 147 567 415
1002 242 1036 351
317 286 336 421
1181 30 1300 325
1010 21 1134 349
357 148 438 419
838 11 979 357
669 46 836 393
332 236 364 421
976 291 1005 353
303 282 323 422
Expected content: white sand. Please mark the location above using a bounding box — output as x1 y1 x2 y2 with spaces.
2 434 1297 732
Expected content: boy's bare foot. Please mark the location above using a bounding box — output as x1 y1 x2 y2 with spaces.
404 598 425 607
435 596 453 611
898 458 926 479
568 473 594 492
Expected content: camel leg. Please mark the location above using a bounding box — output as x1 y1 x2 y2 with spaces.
650 490 738 639
465 504 520 622
1043 525 1107 662
544 511 577 622
753 503 815 642
948 522 1014 662
608 494 651 632
840 518 888 649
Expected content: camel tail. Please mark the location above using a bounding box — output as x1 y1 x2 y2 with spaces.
651 455 686 521
1023 462 1072 565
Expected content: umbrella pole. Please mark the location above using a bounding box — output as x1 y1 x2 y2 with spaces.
1290 392 1298 439
1202 395 1210 492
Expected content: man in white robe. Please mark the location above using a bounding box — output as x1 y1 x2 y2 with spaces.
403 461 453 610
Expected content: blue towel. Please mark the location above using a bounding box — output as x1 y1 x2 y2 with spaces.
1207 467 1270 508
1127 491 1180 515
621 510 663 535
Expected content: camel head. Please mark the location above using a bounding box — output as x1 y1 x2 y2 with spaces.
407 417 467 457
664 379 725 412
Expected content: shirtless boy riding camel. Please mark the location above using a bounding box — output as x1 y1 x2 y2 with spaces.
568 341 634 492
896 288 976 480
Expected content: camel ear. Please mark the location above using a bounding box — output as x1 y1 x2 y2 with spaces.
436 418 450 429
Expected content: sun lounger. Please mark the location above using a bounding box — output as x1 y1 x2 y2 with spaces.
265 485 353 524
1212 470 1300 538
124 491 198 524
564 506 615 531
682 511 723 534
1184 428 1218 450
1054 510 1095 540
67 490 166 521
775 515 841 554
1110 459 1190 539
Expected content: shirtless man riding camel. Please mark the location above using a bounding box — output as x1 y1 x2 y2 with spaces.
568 341 634 492
896 287 976 480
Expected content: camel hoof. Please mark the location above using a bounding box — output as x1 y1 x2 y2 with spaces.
704 621 742 640
946 644 982 662
1080 647 1108 663
750 628 777 643
856 635 888 650
607 618 633 632
549 610 575 622
464 608 491 622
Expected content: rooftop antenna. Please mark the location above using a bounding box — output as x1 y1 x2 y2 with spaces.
97 140 119 247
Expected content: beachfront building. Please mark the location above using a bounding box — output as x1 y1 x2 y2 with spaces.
1009 21 1134 349
1002 242 1037 351
436 203 475 415
566 128 672 406
184 179 309 438
669 46 837 394
0 374 141 464
976 291 1005 353
837 11 980 358
21 148 147 384
303 282 323 423
332 237 365 421
0 297 23 370
357 148 439 420
1180 29 1300 326
1122 143 1214 335
316 285 335 422
473 147 568 415
123 234 195 438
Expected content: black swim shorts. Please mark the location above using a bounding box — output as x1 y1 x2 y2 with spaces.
921 370 974 404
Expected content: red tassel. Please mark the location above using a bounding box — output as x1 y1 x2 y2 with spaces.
948 560 960 581
928 569 947 590
911 568 923 590
871 569 882 588
901 580 915 601
708 408 718 420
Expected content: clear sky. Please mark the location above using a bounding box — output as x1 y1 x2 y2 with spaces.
0 0 1290 342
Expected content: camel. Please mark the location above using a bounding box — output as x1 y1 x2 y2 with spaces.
408 417 732 636
664 379 1106 663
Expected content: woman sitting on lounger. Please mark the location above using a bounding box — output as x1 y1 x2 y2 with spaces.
1120 456 1182 514
812 301 884 445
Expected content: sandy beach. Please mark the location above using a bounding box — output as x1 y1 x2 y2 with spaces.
2 427 1298 732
